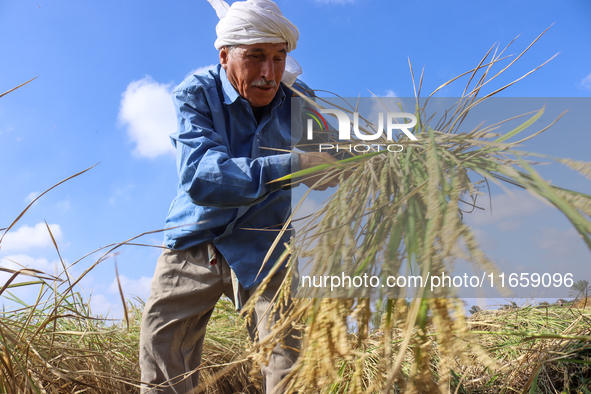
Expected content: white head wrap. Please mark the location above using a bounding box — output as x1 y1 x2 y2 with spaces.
207 0 302 86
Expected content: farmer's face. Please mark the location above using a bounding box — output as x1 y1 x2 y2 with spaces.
220 42 287 108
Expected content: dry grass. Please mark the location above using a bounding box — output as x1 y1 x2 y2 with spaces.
0 288 256 393
461 305 591 393
0 286 142 393
1 287 589 393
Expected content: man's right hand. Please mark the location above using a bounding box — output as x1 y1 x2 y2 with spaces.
297 152 339 191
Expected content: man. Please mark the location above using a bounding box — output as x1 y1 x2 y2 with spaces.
139 1 337 393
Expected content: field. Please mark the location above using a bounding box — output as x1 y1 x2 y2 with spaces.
1 31 591 393
0 290 589 393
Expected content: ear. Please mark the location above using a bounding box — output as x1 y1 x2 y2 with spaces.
220 47 229 70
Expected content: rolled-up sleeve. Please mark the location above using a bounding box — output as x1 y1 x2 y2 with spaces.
171 89 295 209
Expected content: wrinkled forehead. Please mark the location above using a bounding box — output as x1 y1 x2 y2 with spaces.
227 42 288 55
243 42 287 51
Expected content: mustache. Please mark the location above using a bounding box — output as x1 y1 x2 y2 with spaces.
251 79 277 88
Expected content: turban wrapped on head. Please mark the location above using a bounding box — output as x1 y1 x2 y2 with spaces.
207 0 302 86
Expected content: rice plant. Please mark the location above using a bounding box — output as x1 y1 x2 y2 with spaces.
242 29 591 393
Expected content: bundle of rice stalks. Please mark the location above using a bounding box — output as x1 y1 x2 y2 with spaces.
242 29 591 393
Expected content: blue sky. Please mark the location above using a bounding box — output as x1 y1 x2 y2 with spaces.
0 0 590 317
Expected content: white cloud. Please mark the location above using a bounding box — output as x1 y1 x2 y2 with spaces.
88 293 115 318
0 254 58 290
0 254 62 309
1 223 63 252
108 275 152 301
384 90 398 98
118 77 177 159
24 191 39 203
0 254 55 272
580 72 591 90
185 64 216 79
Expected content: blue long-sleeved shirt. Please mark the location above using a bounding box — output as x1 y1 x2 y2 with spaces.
163 64 313 289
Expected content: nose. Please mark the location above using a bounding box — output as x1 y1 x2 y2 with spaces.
260 57 275 81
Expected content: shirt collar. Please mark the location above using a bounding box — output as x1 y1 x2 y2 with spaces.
220 66 287 109
274 83 287 109
220 67 240 105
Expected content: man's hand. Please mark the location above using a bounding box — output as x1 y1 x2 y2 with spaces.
298 152 339 191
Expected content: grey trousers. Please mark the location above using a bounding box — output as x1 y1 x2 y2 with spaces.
139 244 299 394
